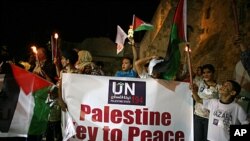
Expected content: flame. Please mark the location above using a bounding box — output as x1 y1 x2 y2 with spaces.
31 46 37 54
54 33 59 39
185 46 191 52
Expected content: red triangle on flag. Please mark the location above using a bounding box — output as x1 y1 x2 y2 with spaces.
133 16 144 30
10 64 52 95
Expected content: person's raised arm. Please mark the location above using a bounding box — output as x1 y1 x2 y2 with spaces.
234 34 250 76
130 39 138 71
135 56 157 76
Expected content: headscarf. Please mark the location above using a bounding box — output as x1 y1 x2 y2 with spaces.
75 50 95 71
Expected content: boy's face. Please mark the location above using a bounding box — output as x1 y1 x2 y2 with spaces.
219 81 234 97
121 58 132 71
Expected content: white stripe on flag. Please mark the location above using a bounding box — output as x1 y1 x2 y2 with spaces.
2 89 34 137
115 25 128 54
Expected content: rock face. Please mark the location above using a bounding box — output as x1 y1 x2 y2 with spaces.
140 0 250 83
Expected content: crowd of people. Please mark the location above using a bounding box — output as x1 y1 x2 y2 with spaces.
0 33 250 141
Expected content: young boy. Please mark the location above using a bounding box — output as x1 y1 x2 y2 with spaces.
192 80 249 141
115 38 137 78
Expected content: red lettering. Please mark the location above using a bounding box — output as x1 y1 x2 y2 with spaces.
76 125 86 139
123 110 134 124
111 129 122 141
128 127 185 141
80 104 90 120
104 106 110 122
88 127 98 141
128 127 140 141
150 112 160 125
142 108 149 125
165 131 174 141
175 131 185 141
153 130 163 140
141 130 152 141
92 108 102 122
111 109 122 123
75 125 99 140
103 126 110 141
162 112 171 126
134 109 142 124
79 104 172 126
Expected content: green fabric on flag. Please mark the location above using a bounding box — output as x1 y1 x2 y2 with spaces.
161 24 181 80
154 0 186 80
0 64 53 137
133 15 154 32
134 24 153 32
28 87 51 135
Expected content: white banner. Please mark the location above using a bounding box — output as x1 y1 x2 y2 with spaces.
62 74 193 141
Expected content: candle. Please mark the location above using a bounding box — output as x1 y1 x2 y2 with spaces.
31 46 38 60
54 33 59 59
185 44 193 85
31 46 41 68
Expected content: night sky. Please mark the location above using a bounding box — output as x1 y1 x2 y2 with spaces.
0 0 160 60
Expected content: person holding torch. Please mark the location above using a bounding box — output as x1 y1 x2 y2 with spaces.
32 46 57 83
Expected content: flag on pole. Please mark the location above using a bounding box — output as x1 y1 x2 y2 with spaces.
132 15 154 32
115 25 128 54
153 0 187 80
0 64 53 137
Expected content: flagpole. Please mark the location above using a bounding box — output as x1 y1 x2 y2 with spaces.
51 35 54 61
231 0 240 35
183 0 192 84
132 14 135 28
185 43 193 85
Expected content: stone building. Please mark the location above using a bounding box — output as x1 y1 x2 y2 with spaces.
141 0 250 83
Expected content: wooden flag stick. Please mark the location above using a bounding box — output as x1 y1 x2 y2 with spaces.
185 43 193 85
231 0 240 35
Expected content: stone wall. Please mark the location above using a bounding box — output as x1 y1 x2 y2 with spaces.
140 0 250 83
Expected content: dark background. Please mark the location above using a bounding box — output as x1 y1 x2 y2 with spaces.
0 0 160 60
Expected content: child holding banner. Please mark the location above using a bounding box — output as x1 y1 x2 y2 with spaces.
57 48 80 111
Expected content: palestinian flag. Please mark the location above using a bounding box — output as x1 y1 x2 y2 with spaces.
154 0 187 80
0 64 53 137
132 15 154 32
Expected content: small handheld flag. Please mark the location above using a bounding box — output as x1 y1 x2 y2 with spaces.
115 25 128 54
132 15 154 32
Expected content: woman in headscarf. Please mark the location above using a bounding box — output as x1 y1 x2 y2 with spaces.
75 50 103 75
